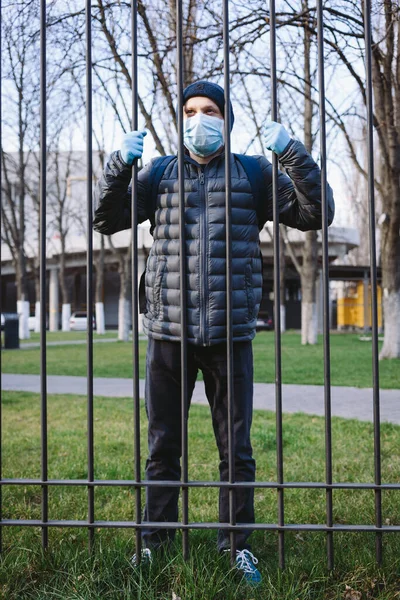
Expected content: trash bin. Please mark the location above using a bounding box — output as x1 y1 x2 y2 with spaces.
3 313 20 349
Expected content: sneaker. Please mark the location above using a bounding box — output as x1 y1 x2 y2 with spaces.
230 549 262 585
131 547 152 566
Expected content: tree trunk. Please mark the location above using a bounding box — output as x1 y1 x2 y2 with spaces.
96 302 106 335
118 297 131 342
370 5 400 358
118 248 132 341
300 3 318 345
17 300 30 339
279 225 286 332
62 304 71 331
59 234 71 331
380 291 400 358
379 186 400 358
14 257 30 339
34 301 41 333
16 251 28 304
33 244 40 332
16 86 28 312
301 230 318 344
95 235 106 334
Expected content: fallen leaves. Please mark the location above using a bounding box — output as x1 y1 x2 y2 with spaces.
344 585 362 600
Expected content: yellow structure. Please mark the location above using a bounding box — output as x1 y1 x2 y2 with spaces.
337 282 382 329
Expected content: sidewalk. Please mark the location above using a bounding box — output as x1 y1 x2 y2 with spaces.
2 373 400 424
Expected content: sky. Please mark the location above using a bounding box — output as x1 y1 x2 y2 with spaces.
1 0 375 234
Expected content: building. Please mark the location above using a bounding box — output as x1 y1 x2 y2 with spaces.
1 222 360 331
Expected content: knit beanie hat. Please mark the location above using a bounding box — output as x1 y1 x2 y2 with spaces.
182 81 235 130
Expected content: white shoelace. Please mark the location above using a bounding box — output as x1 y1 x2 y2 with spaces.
131 547 152 565
235 549 259 573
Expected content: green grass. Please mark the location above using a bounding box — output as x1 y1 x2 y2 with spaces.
1 390 400 598
20 331 119 344
2 332 399 388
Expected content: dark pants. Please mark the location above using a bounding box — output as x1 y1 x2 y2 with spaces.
142 337 255 552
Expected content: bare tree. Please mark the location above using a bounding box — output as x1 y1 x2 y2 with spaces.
1 2 42 337
2 0 84 337
92 130 107 335
50 144 79 331
226 0 400 356
41 0 399 356
252 1 400 355
299 0 319 345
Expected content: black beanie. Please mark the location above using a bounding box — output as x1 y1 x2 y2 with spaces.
182 81 235 130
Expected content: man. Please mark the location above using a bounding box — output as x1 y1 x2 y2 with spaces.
94 81 334 585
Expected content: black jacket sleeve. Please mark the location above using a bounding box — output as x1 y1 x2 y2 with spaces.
93 151 155 235
255 139 335 231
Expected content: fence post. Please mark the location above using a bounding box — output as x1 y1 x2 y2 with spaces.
268 0 285 570
222 0 237 563
86 0 95 553
316 0 334 571
363 0 382 566
175 0 190 561
39 0 48 551
130 0 143 565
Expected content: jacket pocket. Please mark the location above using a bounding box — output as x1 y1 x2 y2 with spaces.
245 262 256 321
153 256 167 319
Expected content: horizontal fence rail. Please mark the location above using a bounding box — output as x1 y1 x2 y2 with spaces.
0 0 394 573
2 479 400 490
2 520 400 533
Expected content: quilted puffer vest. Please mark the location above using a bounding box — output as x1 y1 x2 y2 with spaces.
143 154 263 345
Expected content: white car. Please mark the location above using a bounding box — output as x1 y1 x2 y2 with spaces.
69 312 95 331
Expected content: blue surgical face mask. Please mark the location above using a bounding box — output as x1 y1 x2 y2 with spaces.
183 113 224 157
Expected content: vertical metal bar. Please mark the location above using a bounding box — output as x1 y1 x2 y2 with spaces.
39 0 48 550
0 0 2 555
86 0 95 552
269 0 284 570
131 0 142 561
316 0 334 570
222 0 236 563
363 0 382 565
176 0 189 561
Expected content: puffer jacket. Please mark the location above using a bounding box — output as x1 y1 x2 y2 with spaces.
93 140 334 345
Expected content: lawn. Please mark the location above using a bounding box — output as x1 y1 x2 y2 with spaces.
1 390 400 599
20 331 119 344
2 332 399 388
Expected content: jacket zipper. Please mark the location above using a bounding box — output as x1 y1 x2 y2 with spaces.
198 167 208 345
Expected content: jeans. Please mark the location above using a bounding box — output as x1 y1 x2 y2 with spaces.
142 337 255 551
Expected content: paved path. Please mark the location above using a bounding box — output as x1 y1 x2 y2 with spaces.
2 373 399 424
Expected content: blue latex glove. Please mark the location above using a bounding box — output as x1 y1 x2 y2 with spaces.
263 121 291 155
120 130 147 165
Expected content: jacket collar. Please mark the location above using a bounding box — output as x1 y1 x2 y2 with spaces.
183 146 226 168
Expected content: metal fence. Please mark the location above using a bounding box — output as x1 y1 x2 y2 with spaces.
1 0 397 571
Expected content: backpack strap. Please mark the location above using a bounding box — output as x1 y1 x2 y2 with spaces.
235 154 267 231
149 155 176 216
139 155 175 313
